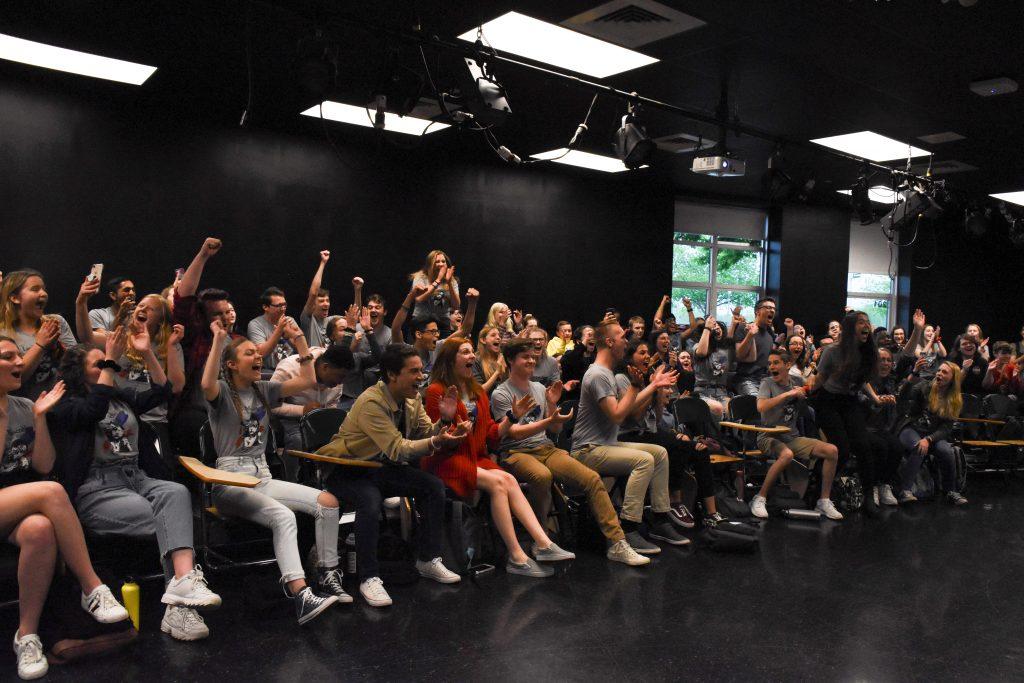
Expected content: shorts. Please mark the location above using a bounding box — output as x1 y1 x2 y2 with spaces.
696 385 730 403
757 436 826 462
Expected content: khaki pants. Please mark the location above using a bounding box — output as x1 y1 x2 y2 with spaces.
504 445 624 544
572 442 670 523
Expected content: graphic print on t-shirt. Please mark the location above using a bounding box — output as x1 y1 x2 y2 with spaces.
272 340 292 365
781 399 796 425
710 355 725 376
124 363 151 384
237 404 267 449
100 410 134 454
2 425 35 474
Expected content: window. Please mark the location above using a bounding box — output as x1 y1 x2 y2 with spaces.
671 232 765 323
848 221 898 329
847 273 894 329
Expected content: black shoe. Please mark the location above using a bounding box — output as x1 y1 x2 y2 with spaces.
702 512 728 529
317 569 354 604
646 521 691 546
293 587 338 625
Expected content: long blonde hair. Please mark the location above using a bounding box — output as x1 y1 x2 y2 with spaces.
929 361 963 420
476 325 506 381
410 249 456 284
125 294 173 367
487 302 514 334
0 269 44 333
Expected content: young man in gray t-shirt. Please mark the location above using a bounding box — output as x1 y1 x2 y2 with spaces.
748 349 842 520
491 339 646 566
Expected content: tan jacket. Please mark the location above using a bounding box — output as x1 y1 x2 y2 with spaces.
316 381 442 463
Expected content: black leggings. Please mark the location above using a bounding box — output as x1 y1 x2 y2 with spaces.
865 428 902 487
811 390 881 489
621 430 715 500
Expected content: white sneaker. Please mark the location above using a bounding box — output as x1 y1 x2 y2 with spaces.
359 577 393 607
606 539 651 566
81 584 129 624
162 565 222 609
415 557 462 584
749 495 769 519
878 485 899 506
899 490 918 504
13 632 47 680
815 498 844 520
160 605 210 641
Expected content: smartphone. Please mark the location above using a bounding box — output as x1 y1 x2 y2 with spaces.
87 263 104 283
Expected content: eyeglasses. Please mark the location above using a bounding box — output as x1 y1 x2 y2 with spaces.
422 328 440 336
266 302 287 309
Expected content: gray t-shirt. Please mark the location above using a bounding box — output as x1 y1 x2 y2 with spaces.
112 346 182 424
815 344 861 395
8 315 77 400
572 364 620 449
300 311 341 350
88 306 117 331
615 374 657 435
694 347 729 388
531 354 561 387
735 323 774 379
490 379 550 455
246 315 295 372
2 396 36 483
341 323 392 399
756 376 805 444
93 398 141 466
411 274 458 326
207 379 283 465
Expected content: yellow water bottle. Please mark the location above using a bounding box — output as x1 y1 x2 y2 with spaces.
121 580 140 631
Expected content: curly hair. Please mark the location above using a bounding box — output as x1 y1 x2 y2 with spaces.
59 345 95 397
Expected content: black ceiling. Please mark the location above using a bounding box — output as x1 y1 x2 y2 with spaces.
2 0 1022 205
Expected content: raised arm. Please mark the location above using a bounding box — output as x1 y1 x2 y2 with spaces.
904 309 925 355
166 324 186 394
28 381 66 474
694 316 715 358
279 320 315 398
74 277 101 347
302 250 331 317
201 320 229 401
653 294 670 328
178 237 222 298
392 283 427 344
456 287 479 338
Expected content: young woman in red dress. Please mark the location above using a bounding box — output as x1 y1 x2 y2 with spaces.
423 337 574 577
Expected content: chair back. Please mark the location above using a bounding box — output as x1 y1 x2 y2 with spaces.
673 397 714 437
199 422 217 465
961 393 982 419
728 394 761 425
553 400 578 451
300 408 348 452
982 393 1017 420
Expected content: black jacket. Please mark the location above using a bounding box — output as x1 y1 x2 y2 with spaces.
50 381 173 501
894 380 956 445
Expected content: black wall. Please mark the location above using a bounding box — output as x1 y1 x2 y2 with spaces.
0 80 674 332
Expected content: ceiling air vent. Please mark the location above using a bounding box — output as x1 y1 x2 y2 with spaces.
563 0 706 48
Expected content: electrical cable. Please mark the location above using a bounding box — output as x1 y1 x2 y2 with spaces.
239 0 254 126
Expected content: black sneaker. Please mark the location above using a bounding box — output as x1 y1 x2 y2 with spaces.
668 502 696 529
293 587 338 625
646 520 691 546
317 569 354 604
702 512 728 529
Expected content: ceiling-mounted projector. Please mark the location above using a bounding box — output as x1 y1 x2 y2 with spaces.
692 154 745 177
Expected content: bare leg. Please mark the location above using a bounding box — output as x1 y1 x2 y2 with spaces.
757 449 794 498
170 549 195 579
0 482 102 594
500 471 552 548
814 443 839 499
285 579 307 595
475 469 528 564
9 515 57 638
703 496 718 514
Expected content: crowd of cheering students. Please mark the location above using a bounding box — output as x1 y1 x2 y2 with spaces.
0 236 1015 679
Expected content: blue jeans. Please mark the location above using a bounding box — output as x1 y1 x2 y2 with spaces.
898 428 956 493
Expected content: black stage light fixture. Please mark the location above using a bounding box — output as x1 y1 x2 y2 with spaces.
294 30 338 100
851 175 875 225
964 206 990 238
880 188 942 234
461 57 511 127
614 101 655 169
376 50 425 116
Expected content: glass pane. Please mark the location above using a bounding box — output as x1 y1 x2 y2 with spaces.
847 297 890 329
717 236 763 248
847 272 893 294
672 244 711 283
670 287 708 320
673 232 711 243
716 290 759 323
716 248 762 287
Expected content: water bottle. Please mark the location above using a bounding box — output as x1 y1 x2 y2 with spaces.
121 580 140 630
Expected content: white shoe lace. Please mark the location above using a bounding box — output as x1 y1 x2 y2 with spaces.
181 607 205 629
189 565 211 593
363 577 388 599
16 634 44 669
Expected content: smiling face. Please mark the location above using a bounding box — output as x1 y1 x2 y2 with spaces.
934 362 954 388
527 331 546 357
788 335 805 358
959 337 977 357
389 354 424 400
226 340 263 384
892 327 906 346
454 342 476 381
679 350 693 370
854 314 872 343
794 324 806 338
0 340 25 393
315 294 331 318
828 320 841 339
630 342 651 372
923 325 935 342
495 306 510 325
509 347 536 379
224 303 237 328
757 300 777 325
877 348 893 377
559 323 573 341
367 299 385 326
415 321 440 351
111 280 136 308
134 294 165 334
263 294 287 324
11 276 48 322
967 324 981 338
655 332 670 354
630 320 644 338
450 309 464 328
768 353 790 380
483 327 501 354
432 253 448 273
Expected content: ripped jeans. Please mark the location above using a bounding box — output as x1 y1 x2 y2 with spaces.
213 456 339 583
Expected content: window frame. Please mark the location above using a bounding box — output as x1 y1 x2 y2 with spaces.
671 232 765 320
846 271 896 330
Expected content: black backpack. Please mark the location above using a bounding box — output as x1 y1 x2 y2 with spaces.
440 499 503 575
765 486 809 516
702 525 759 553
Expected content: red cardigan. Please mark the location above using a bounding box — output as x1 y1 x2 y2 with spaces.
421 383 501 499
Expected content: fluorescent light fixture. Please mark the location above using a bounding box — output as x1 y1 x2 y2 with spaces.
457 11 658 78
530 148 644 172
990 191 1024 208
811 131 929 162
837 186 903 204
0 32 156 85
300 101 449 136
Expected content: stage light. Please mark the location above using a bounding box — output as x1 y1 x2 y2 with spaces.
614 103 655 170
0 32 156 85
851 176 875 225
300 101 449 136
964 207 990 238
462 57 511 127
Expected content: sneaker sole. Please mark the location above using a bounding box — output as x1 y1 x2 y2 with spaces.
160 619 209 641
505 565 554 578
84 607 130 624
298 596 339 625
533 553 576 563
161 594 222 610
361 593 393 608
320 591 355 604
416 569 463 584
16 663 48 680
647 532 691 546
607 553 651 566
630 545 661 555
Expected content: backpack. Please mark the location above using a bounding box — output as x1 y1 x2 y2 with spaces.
440 499 502 575
702 526 759 553
714 486 752 519
765 486 809 516
832 473 864 512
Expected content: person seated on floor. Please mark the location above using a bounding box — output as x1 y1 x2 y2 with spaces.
409 250 460 335
733 298 777 397
571 320 686 554
559 324 594 401
0 269 78 401
299 250 341 348
0 335 129 680
270 343 355 450
617 338 723 530
491 339 648 566
53 325 221 642
247 287 297 378
201 318 346 623
316 344 465 607
423 337 575 578
861 347 903 507
525 327 561 388
896 360 967 506
693 317 732 419
83 276 136 336
982 341 1018 395
473 325 508 395
546 320 575 358
749 349 842 520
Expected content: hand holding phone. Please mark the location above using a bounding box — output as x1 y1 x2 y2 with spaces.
88 263 104 283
